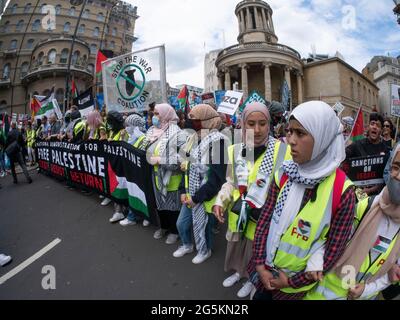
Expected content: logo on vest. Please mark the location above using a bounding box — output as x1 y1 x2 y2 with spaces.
291 219 311 242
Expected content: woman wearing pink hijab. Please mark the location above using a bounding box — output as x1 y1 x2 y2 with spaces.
140 103 188 244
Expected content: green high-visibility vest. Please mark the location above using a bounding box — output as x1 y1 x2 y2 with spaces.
227 140 291 241
153 140 182 192
305 197 399 300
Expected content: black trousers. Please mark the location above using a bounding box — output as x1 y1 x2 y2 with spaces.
10 152 31 182
158 210 179 234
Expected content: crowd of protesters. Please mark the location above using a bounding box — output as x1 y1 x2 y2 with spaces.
0 100 399 301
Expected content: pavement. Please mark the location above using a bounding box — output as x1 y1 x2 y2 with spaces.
0 170 241 300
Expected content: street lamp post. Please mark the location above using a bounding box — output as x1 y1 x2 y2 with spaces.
64 0 88 113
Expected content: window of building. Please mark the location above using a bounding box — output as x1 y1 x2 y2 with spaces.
11 4 18 14
112 28 117 36
82 54 87 65
47 49 57 64
368 89 371 106
0 101 7 110
83 9 90 18
10 40 17 50
55 5 61 15
97 12 105 21
72 50 80 65
38 52 45 65
24 3 32 13
2 64 11 79
64 22 71 32
93 27 99 37
110 41 115 49
56 89 64 104
60 48 69 63
90 44 97 55
104 25 109 34
357 82 361 103
32 19 41 31
363 85 367 105
2 21 10 33
78 24 85 33
0 41 2 50
26 39 34 49
350 77 355 101
69 7 76 16
16 20 24 32
87 63 94 74
20 62 29 78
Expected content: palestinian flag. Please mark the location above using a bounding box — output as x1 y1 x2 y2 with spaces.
351 107 364 142
107 162 149 217
35 99 62 121
95 50 113 80
177 85 189 113
71 79 78 99
373 235 391 254
30 95 42 117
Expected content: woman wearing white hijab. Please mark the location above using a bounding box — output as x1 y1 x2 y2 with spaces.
304 144 400 300
249 101 356 300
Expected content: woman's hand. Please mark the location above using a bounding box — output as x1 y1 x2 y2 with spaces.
212 205 225 223
305 271 324 282
347 283 365 300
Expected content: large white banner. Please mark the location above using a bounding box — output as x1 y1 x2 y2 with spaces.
391 84 400 118
102 45 167 113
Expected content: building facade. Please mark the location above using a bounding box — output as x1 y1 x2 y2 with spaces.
215 0 377 118
204 49 221 93
0 0 138 115
363 56 400 117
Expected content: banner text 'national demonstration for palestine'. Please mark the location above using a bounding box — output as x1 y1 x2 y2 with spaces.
36 139 158 225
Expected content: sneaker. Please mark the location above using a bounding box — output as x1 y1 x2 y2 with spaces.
153 228 166 239
0 254 12 267
99 195 105 199
173 245 194 258
109 212 125 223
165 233 179 245
119 218 137 226
223 272 241 288
142 219 150 227
101 198 112 206
0 171 5 178
237 281 254 298
192 250 212 264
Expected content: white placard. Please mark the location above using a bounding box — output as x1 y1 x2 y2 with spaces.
217 90 243 116
333 102 345 116
391 84 400 118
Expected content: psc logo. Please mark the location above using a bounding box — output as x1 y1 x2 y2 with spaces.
116 64 146 101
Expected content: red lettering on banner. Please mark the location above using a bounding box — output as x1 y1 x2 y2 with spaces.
69 170 104 192
356 172 377 180
291 227 309 242
50 164 64 177
38 160 49 170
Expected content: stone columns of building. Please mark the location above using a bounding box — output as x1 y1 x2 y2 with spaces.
284 66 292 91
240 63 249 100
246 7 251 30
261 8 268 31
263 62 272 102
296 70 304 105
267 10 275 33
254 7 261 29
224 67 231 91
240 10 245 32
217 71 224 91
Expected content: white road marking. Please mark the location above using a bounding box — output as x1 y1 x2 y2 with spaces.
0 238 61 285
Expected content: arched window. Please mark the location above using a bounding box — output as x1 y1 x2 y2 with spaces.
97 12 104 21
20 62 29 78
90 44 97 55
32 19 41 31
82 54 87 65
24 3 32 13
104 25 109 34
2 21 10 33
72 50 80 65
38 52 45 65
2 64 11 79
112 28 117 36
350 77 355 101
93 27 99 37
11 4 18 14
16 20 24 32
78 24 85 33
64 22 71 32
10 39 18 50
83 9 90 18
110 41 115 49
60 48 69 64
357 82 361 103
69 7 75 16
87 64 94 74
55 5 61 15
40 3 47 12
47 49 57 64
26 39 35 49
0 41 2 50
0 100 7 110
363 85 367 105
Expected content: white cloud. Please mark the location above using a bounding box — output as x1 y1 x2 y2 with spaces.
126 0 397 89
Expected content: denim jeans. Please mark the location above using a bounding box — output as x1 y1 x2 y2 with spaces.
176 204 216 250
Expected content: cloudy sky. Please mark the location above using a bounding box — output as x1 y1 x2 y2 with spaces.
129 0 398 89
